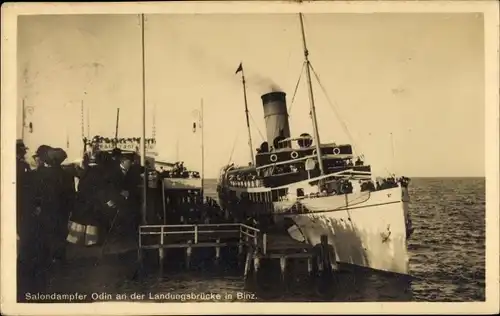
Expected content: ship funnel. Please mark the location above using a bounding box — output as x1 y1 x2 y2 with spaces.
261 91 291 150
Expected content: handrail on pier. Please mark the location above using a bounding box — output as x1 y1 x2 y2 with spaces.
139 223 266 253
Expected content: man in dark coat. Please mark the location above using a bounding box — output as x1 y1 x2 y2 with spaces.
107 154 141 235
47 148 75 262
16 140 31 237
31 146 74 266
18 144 59 295
110 148 122 169
16 140 36 299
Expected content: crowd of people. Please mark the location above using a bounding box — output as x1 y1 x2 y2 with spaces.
16 140 142 296
164 194 224 225
159 161 201 179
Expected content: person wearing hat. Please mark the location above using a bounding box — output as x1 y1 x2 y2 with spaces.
17 144 58 295
16 140 31 228
69 150 110 246
105 154 141 235
29 145 72 274
110 147 122 167
16 139 29 166
16 139 36 298
46 148 75 263
32 145 52 170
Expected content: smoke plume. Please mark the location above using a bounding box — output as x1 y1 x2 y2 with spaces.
245 73 283 94
183 42 283 94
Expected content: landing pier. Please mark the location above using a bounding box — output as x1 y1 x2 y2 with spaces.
137 223 337 287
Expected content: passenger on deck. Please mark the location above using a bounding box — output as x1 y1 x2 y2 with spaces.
355 157 364 166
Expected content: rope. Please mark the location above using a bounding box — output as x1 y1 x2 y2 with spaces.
287 61 306 116
309 63 357 151
309 63 393 177
227 131 240 165
80 102 85 139
248 112 265 141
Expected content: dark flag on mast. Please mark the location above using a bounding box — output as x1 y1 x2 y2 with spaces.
192 109 202 133
235 62 243 74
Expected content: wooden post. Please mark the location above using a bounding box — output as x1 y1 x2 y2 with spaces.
186 240 192 269
159 226 165 272
138 227 143 264
320 234 332 277
262 233 267 255
253 254 260 283
161 180 167 224
279 256 287 284
238 226 243 255
243 247 253 280
215 238 221 265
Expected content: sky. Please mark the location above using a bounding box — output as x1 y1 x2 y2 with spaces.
17 12 485 178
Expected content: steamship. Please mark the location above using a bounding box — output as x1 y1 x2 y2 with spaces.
217 13 413 275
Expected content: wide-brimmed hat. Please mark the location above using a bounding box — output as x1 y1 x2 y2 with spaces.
33 145 53 162
47 148 68 166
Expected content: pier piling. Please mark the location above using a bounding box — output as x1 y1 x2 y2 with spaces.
279 256 287 283
159 226 165 270
307 257 313 276
243 249 253 280
138 223 323 286
253 254 261 283
215 238 221 265
186 240 192 269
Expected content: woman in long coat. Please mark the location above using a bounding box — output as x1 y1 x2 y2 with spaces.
69 151 120 244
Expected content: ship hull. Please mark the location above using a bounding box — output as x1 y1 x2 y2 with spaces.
274 186 410 275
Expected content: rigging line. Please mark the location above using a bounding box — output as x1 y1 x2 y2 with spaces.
309 63 360 153
227 131 241 165
309 63 395 177
287 61 306 116
248 112 265 141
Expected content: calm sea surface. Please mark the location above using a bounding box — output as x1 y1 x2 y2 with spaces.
43 177 485 302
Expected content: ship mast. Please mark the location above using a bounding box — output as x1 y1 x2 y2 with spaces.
140 13 147 225
200 98 205 196
236 62 256 166
86 107 90 139
152 104 156 140
21 98 26 140
299 13 325 175
115 107 120 144
80 100 86 154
